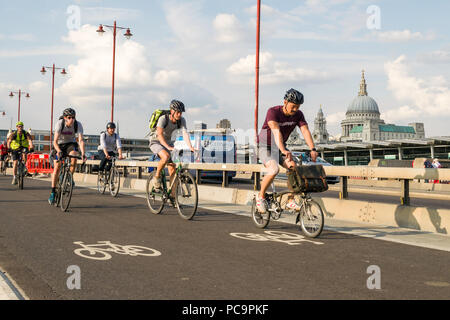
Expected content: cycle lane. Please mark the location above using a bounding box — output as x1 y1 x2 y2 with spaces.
0 175 449 299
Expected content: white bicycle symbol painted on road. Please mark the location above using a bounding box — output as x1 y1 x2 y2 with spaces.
230 231 324 246
73 241 162 261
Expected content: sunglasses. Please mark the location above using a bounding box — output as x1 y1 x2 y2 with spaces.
66 116 75 120
17 126 23 128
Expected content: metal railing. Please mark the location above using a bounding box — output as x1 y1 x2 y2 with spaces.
81 160 450 206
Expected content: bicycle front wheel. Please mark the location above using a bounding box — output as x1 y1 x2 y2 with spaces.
109 167 120 197
146 171 165 214
97 171 106 194
251 197 270 229
175 171 198 220
60 172 74 212
297 199 324 238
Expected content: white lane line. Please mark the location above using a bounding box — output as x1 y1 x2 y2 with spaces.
0 270 25 300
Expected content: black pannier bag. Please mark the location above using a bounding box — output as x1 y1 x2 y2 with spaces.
287 165 329 193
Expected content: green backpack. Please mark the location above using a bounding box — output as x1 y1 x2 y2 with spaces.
148 109 181 134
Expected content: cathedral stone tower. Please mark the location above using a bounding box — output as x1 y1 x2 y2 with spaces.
312 105 329 144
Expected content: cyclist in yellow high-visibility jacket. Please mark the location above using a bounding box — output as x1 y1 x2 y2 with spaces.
7 122 34 185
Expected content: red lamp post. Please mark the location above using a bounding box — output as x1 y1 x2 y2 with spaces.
96 21 133 123
9 90 30 122
255 0 261 149
41 64 67 153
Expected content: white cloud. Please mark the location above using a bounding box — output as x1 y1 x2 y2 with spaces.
385 55 450 116
372 29 431 42
81 7 141 23
326 112 346 125
419 50 450 64
381 105 422 123
227 52 331 85
213 14 243 43
163 1 208 45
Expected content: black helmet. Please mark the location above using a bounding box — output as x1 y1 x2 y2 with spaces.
63 108 76 117
170 100 185 112
106 122 116 129
284 89 304 105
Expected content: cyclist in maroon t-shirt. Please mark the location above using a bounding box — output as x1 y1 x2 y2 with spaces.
256 88 318 213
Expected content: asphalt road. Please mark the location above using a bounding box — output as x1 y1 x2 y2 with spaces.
0 175 449 300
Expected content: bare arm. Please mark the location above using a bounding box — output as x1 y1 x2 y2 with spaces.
268 121 288 153
300 125 318 161
182 130 194 152
53 132 62 153
78 133 85 156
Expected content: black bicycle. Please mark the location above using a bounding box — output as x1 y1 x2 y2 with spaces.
54 154 82 212
12 148 31 190
97 156 121 197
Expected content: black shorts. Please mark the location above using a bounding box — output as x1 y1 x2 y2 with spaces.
52 142 80 160
11 148 29 161
1 154 7 161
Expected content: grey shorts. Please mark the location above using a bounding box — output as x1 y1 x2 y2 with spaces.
150 143 173 156
258 145 286 166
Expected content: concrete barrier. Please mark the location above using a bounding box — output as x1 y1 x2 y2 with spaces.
70 172 450 237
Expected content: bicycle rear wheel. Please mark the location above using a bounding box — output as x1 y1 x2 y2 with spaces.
146 171 165 214
109 167 120 197
60 171 74 212
251 197 270 228
297 199 324 238
97 171 106 194
175 171 198 220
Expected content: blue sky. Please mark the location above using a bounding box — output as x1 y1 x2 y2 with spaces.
0 0 449 141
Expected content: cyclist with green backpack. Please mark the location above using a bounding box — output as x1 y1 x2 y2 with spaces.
149 100 194 191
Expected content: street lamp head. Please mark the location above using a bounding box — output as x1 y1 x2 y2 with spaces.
97 24 105 36
61 68 67 76
40 66 47 75
124 28 133 40
9 92 14 98
25 93 30 99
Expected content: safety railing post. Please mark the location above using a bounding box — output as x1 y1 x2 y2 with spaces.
253 172 261 191
339 176 348 199
401 179 410 206
222 171 229 188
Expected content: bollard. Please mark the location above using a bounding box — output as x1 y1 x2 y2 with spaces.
123 166 128 178
339 176 348 199
401 179 410 206
222 171 229 188
137 167 142 179
253 172 261 191
196 170 202 185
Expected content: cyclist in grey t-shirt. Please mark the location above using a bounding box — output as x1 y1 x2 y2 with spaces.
48 108 86 205
150 100 194 191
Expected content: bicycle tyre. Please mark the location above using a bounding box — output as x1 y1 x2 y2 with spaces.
297 199 324 238
60 171 74 212
109 167 120 197
146 171 165 214
251 197 270 229
97 171 106 194
17 163 24 190
175 171 198 220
